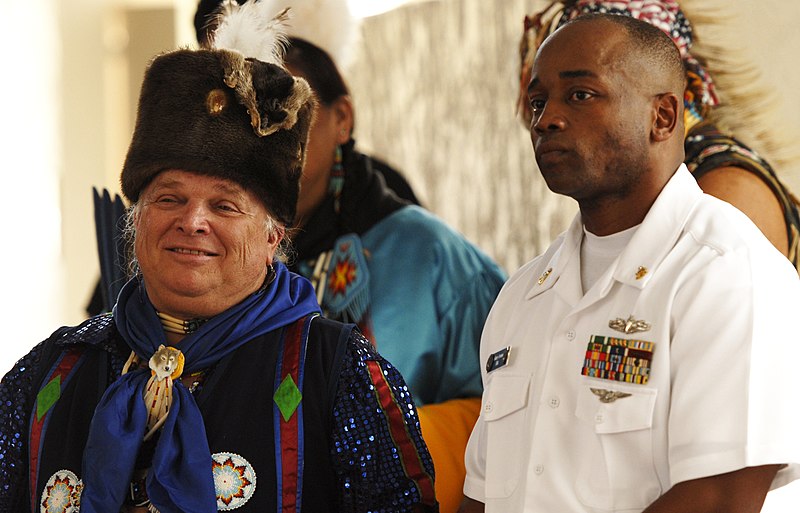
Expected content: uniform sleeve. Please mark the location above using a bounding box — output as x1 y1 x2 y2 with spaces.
330 330 438 512
0 339 55 511
668 242 800 488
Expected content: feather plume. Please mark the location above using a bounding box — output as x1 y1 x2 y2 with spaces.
678 0 800 169
249 0 362 70
212 0 290 65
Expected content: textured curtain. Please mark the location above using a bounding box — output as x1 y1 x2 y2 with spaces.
348 0 575 274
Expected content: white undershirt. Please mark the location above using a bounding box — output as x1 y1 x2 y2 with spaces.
580 224 639 293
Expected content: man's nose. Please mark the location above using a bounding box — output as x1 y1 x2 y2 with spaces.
532 104 566 134
177 204 210 234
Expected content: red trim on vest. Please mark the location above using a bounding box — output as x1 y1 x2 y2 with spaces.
29 348 84 512
279 318 305 512
366 360 436 506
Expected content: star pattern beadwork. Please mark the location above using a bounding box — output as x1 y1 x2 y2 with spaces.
329 256 357 297
212 452 256 510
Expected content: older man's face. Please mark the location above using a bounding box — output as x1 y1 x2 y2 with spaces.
134 170 282 319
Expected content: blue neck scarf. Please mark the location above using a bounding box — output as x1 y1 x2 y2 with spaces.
80 262 320 513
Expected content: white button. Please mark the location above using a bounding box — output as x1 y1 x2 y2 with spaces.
595 413 604 424
484 402 493 413
566 329 576 341
534 464 545 475
548 397 560 409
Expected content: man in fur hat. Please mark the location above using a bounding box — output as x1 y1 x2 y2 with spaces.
0 3 437 512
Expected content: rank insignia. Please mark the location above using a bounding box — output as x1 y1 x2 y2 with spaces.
486 346 511 373
537 268 553 285
582 335 654 385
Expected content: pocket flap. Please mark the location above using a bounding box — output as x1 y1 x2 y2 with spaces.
574 384 657 434
483 374 530 422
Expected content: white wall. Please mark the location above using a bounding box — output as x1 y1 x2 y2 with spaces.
0 0 65 366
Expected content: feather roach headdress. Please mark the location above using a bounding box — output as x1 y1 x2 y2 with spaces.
121 0 316 225
517 0 799 170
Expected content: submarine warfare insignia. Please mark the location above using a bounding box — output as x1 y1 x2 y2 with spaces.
609 315 651 334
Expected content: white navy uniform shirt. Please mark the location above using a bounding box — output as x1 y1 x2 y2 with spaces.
464 165 800 512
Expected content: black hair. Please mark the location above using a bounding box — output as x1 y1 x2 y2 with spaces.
194 0 235 46
566 13 686 90
283 37 350 105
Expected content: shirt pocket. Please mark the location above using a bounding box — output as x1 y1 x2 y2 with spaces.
573 383 662 511
483 374 531 499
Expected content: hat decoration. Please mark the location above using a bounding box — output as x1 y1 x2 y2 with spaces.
121 0 316 225
197 0 361 70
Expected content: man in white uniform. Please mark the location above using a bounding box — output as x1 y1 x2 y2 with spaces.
460 13 800 513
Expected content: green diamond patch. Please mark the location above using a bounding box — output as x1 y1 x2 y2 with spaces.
274 374 302 422
36 376 62 421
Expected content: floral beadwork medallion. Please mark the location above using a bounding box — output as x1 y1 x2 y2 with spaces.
40 469 82 513
212 452 257 510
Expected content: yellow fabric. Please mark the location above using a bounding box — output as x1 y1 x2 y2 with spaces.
418 397 481 513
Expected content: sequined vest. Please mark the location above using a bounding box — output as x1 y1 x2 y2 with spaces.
29 315 351 512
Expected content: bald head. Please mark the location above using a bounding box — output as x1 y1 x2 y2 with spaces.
558 14 686 94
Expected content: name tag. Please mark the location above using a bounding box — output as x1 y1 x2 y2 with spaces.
486 346 511 373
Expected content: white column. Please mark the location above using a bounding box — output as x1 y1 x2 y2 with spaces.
0 0 66 372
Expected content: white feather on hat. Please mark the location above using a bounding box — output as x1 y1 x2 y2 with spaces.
252 0 362 70
212 0 290 65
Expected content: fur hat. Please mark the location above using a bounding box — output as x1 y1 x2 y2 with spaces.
121 2 316 226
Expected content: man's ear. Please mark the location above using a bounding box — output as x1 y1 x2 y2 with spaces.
267 224 285 249
652 92 680 142
331 96 354 145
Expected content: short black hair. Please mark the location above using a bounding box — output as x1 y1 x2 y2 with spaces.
566 13 686 91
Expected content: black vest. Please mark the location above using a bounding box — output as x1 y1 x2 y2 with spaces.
30 315 351 512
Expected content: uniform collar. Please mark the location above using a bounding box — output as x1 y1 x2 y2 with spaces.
613 164 701 289
525 164 701 299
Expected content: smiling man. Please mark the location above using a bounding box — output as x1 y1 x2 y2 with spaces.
0 2 437 512
460 14 800 513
